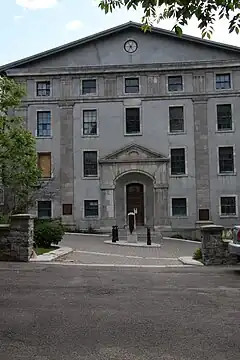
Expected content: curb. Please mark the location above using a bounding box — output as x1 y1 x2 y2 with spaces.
33 262 192 268
104 240 161 248
65 232 110 238
163 237 201 244
178 256 203 266
31 247 73 262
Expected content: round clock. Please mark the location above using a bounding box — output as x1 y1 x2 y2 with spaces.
124 39 138 53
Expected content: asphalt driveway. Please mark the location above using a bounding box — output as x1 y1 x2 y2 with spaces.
60 233 199 266
0 262 240 359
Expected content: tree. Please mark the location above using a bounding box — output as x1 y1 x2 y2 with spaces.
0 76 42 214
99 0 240 38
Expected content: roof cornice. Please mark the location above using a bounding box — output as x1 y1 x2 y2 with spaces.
5 59 240 77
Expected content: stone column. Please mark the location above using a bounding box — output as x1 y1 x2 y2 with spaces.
193 98 211 219
0 214 34 262
154 185 170 228
60 103 74 216
201 224 238 265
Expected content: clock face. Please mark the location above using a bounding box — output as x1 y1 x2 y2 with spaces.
124 39 138 53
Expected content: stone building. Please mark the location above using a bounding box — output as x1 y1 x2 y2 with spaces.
1 21 240 233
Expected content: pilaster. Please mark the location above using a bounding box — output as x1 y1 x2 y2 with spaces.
193 98 211 220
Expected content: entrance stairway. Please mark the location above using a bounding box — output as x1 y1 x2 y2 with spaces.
118 226 163 244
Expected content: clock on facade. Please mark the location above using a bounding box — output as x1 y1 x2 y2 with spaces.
124 39 138 53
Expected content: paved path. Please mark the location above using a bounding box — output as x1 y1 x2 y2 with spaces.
0 262 240 359
59 234 199 266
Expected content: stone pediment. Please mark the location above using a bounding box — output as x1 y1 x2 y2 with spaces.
99 144 169 164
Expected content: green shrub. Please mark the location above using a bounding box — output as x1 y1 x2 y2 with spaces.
172 233 184 239
193 248 202 261
34 219 65 248
0 214 10 224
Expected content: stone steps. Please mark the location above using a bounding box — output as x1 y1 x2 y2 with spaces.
118 227 163 242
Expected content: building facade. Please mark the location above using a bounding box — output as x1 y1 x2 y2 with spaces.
1 22 240 232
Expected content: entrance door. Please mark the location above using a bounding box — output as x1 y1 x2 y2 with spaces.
126 183 144 226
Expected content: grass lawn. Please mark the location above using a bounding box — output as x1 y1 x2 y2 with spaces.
35 246 59 255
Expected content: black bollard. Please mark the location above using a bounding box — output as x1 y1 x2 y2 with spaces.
112 226 116 242
115 226 119 241
147 227 151 245
129 214 135 234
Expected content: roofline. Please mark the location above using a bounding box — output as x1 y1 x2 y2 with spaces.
1 21 240 71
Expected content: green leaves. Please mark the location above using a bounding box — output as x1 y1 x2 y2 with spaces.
0 76 41 214
98 0 240 38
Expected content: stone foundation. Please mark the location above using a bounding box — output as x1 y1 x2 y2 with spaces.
0 214 34 262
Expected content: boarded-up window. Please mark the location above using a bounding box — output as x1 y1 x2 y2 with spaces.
38 152 51 178
62 204 73 215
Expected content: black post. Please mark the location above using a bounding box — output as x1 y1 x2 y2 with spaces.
112 226 116 243
129 214 135 234
147 227 151 245
115 226 119 241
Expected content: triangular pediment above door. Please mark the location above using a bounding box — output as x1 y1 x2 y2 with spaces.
99 143 169 163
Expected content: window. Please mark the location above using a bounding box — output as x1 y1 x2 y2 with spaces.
218 146 234 173
125 108 140 134
84 200 99 217
172 198 187 216
216 73 231 90
217 104 232 131
37 111 51 137
169 106 184 133
168 76 183 92
83 151 98 177
37 152 51 178
170 148 186 175
199 209 210 221
36 81 50 96
83 110 97 136
37 201 52 218
82 79 96 95
62 204 73 215
125 78 139 93
220 196 237 216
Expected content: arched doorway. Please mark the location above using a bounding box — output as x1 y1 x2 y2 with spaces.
126 183 144 226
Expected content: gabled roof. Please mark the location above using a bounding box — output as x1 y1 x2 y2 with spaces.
1 21 240 72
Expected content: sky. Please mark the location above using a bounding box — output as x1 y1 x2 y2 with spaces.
1 0 240 66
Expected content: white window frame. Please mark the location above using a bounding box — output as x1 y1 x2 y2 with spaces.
82 149 99 179
215 103 234 133
168 104 185 134
36 199 53 219
81 108 99 137
35 110 52 138
37 151 54 179
215 71 232 91
83 199 100 219
170 196 188 217
219 195 238 218
166 74 184 93
123 76 140 95
169 146 188 177
81 78 97 96
35 79 51 98
124 106 142 136
217 145 236 175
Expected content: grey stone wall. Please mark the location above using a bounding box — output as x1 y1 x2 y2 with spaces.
0 214 34 262
201 225 239 265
